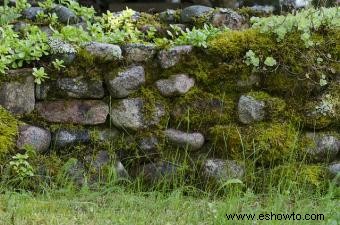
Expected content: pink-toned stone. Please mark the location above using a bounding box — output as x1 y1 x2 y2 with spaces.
36 100 109 125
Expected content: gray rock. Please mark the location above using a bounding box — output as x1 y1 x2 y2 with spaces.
329 162 340 176
306 133 339 162
180 5 213 23
139 161 178 182
123 43 157 63
85 151 129 183
105 66 145 98
16 125 51 153
211 8 246 29
164 129 205 150
35 83 50 100
48 38 76 65
110 98 165 130
13 22 29 33
155 74 195 97
22 7 44 20
93 128 120 142
84 42 122 61
53 129 90 147
36 100 109 125
39 26 54 37
61 158 85 186
159 9 179 23
0 69 35 115
203 159 245 183
249 5 275 14
56 77 105 99
237 74 260 88
139 136 159 151
53 5 78 24
238 95 265 124
158 45 193 69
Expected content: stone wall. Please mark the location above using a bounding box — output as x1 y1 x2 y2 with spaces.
0 5 339 191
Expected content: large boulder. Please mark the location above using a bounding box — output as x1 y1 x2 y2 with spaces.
203 159 245 183
0 69 35 115
110 98 165 130
238 95 265 124
123 44 157 63
36 100 109 125
164 129 205 150
83 42 122 61
105 66 145 98
155 74 195 97
158 45 193 69
16 125 51 153
180 5 214 23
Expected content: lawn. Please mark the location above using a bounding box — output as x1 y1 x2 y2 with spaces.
0 188 339 225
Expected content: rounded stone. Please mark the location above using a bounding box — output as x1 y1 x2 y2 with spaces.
155 74 195 97
16 125 51 153
164 129 205 150
238 95 265 124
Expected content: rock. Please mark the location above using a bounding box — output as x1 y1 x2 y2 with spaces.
83 42 122 61
328 162 340 176
53 129 90 147
158 45 193 69
35 83 50 100
139 161 178 182
139 136 159 151
16 125 51 153
211 8 246 29
93 128 120 142
0 69 35 115
39 26 54 37
238 95 265 124
22 7 44 20
85 151 129 183
61 158 85 186
164 129 205 150
105 66 145 98
48 38 76 65
159 9 179 23
249 5 275 14
155 74 195 97
13 22 29 33
203 159 245 183
211 0 240 8
36 100 109 125
306 133 339 162
53 5 78 24
123 44 157 63
110 98 165 130
180 5 214 23
56 77 105 99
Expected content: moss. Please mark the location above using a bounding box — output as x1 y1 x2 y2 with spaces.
171 88 236 132
266 163 330 192
0 106 19 159
209 122 300 165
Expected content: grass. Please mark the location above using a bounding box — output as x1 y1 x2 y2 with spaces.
0 186 339 225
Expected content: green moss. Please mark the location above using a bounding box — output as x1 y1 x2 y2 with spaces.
0 106 19 158
209 122 300 165
171 88 236 132
267 164 330 192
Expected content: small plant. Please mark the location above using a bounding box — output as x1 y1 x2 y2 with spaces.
32 67 48 84
9 145 35 181
52 59 65 71
244 50 260 67
264 56 277 67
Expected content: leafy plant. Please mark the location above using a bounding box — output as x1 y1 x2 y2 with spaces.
264 56 277 67
244 50 260 67
52 59 65 71
9 145 36 181
32 67 49 84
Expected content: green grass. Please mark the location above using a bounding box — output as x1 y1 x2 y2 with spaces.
0 187 339 225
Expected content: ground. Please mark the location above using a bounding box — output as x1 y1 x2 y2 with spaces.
0 188 339 225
